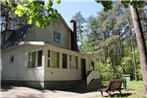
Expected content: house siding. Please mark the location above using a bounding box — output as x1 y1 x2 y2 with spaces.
43 44 81 81
44 69 81 81
24 19 71 50
1 45 44 81
1 43 100 89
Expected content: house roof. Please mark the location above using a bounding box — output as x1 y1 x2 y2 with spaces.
1 13 78 51
1 24 33 50
1 29 14 34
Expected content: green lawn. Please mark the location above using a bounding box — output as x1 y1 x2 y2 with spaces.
127 81 144 91
97 80 147 98
122 81 146 98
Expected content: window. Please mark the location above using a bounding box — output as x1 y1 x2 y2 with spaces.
50 51 59 68
28 50 42 68
47 50 50 67
10 56 14 63
62 53 67 68
69 55 78 70
53 32 61 44
69 55 72 69
47 50 59 68
75 56 78 69
28 52 36 68
37 50 42 67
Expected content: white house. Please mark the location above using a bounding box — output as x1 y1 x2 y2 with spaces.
1 13 100 89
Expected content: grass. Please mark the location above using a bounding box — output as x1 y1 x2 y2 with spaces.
127 81 144 91
95 94 147 98
122 80 146 98
97 80 147 98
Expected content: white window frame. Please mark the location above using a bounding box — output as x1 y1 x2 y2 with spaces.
53 32 61 44
28 50 42 68
69 55 78 70
47 50 60 68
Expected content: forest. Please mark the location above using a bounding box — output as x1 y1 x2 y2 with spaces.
71 1 147 82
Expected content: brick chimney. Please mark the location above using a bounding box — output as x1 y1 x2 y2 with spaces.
70 20 78 51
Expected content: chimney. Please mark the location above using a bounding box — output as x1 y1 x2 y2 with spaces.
70 20 78 51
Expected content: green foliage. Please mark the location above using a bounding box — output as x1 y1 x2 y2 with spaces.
96 0 113 11
121 56 133 73
101 35 119 47
122 38 143 80
7 0 61 28
97 58 123 82
1 0 28 30
97 58 114 82
96 0 145 11
83 1 146 83
72 12 86 50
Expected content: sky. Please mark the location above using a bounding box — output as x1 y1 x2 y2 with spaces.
52 0 103 25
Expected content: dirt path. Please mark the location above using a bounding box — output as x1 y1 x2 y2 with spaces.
1 84 139 98
1 85 103 98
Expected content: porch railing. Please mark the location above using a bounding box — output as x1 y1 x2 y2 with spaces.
86 70 100 86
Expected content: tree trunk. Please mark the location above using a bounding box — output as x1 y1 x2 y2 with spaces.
128 20 138 80
130 30 138 81
130 5 147 94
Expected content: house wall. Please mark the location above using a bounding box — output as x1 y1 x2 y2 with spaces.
1 43 99 89
24 19 71 50
1 44 97 82
1 45 45 82
43 44 81 81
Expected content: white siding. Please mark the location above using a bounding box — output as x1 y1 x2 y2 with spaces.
1 45 44 81
1 43 97 82
44 44 81 81
44 69 81 81
24 19 71 50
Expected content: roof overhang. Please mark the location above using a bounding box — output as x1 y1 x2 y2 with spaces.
1 41 45 52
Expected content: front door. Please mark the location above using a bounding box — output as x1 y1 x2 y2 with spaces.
81 58 86 80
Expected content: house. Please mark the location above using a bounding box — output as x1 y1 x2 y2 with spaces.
1 13 100 89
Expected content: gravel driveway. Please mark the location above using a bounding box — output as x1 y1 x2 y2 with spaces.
1 84 103 98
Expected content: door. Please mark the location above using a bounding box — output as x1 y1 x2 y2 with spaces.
81 58 86 80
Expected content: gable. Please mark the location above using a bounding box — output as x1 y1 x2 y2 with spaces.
24 14 73 50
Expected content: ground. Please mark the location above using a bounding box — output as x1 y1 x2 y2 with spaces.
0 84 140 98
1 84 102 98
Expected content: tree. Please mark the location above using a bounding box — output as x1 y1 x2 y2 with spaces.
72 12 86 50
96 0 147 94
0 1 28 32
5 0 60 28
121 8 138 80
85 2 126 79
130 5 147 94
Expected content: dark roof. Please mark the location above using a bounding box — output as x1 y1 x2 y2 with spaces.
1 24 33 50
1 29 14 34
